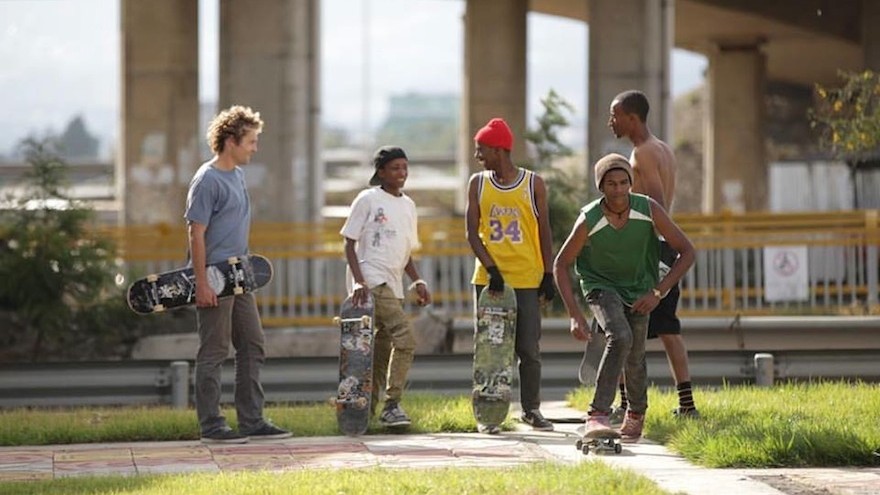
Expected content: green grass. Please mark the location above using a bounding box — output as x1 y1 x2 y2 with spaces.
568 380 880 468
0 463 672 495
0 393 509 446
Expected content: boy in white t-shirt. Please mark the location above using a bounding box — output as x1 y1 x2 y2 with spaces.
340 146 431 427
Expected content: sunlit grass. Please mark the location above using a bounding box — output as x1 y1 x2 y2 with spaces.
568 380 880 467
0 393 511 447
0 463 673 495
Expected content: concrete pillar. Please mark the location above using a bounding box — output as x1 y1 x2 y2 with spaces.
219 0 321 222
460 0 528 178
587 0 672 177
703 43 766 213
864 0 880 70
120 0 199 225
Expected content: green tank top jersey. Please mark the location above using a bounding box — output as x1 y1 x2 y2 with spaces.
575 193 660 305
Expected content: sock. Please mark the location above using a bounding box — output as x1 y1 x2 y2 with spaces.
618 382 628 409
677 381 696 410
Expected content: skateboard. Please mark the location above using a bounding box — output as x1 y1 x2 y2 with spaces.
126 254 273 314
472 284 517 433
578 317 606 385
334 294 375 436
575 424 623 455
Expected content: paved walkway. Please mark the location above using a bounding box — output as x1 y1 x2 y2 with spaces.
1 402 878 494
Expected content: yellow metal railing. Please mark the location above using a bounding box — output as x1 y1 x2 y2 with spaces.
105 211 880 325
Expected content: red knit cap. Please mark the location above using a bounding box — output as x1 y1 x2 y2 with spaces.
474 118 513 150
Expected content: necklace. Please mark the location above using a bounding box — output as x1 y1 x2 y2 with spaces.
603 198 630 219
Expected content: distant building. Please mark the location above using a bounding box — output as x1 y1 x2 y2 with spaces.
376 93 459 156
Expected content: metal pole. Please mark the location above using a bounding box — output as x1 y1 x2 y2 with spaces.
754 353 774 387
170 361 190 409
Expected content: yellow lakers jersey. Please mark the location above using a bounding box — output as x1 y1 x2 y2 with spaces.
472 168 544 288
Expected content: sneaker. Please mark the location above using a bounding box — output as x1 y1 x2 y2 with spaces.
582 410 613 437
609 405 627 426
245 422 292 440
520 409 554 431
379 402 412 427
477 423 501 434
672 407 701 419
618 411 645 443
200 427 248 444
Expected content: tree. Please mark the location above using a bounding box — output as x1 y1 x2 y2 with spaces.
59 115 100 160
522 90 590 251
810 70 880 159
809 70 880 207
0 140 124 360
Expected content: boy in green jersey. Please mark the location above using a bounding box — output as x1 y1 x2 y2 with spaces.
553 153 695 442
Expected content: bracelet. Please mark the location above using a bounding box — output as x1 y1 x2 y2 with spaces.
408 279 427 291
352 282 365 292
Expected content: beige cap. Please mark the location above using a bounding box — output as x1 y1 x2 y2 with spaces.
594 153 633 191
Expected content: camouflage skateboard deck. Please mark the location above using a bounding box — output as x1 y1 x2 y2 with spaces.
126 254 272 314
472 285 517 432
334 294 375 436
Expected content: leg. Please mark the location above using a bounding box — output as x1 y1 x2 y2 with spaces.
195 298 234 435
622 309 649 415
378 288 415 404
230 293 267 433
648 285 698 413
513 288 542 412
586 290 633 414
371 299 392 414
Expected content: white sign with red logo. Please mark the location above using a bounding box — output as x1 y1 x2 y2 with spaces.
763 246 809 302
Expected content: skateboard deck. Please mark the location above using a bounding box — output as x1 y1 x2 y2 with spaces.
472 285 517 432
575 425 623 455
334 294 375 436
126 254 273 314
578 317 606 385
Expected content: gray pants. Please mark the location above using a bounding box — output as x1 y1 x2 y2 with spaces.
586 289 649 415
474 286 543 411
195 292 267 435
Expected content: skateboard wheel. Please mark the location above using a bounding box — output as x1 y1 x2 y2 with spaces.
153 304 165 312
360 315 371 326
333 317 341 324
581 445 590 455
233 287 244 295
575 440 583 450
355 397 368 408
146 274 159 282
614 443 622 454
228 256 240 264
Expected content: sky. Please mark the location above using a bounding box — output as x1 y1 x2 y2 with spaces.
0 0 706 156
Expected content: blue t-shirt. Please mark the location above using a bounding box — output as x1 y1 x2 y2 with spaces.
184 161 251 265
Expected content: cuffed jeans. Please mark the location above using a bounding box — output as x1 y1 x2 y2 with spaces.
195 292 267 435
586 289 649 415
474 286 543 411
371 284 416 410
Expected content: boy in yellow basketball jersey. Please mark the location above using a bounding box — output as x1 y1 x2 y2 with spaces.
465 117 556 431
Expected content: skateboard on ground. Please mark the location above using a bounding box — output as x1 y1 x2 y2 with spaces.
334 294 375 436
575 424 623 455
126 254 273 314
578 317 606 385
472 284 517 433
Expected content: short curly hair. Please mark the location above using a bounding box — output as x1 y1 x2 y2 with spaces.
206 105 264 154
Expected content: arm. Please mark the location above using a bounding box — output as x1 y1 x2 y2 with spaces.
465 173 495 269
343 237 370 306
404 258 431 306
632 148 667 209
533 174 556 302
552 214 590 342
188 221 217 307
631 198 696 315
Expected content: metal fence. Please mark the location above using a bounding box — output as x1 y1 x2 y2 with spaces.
102 210 880 327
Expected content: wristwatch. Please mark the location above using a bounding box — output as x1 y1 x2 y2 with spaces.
652 288 663 298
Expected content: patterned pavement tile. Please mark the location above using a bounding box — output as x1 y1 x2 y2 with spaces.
0 470 54 482
55 448 132 462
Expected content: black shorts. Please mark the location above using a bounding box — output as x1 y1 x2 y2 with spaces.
647 284 681 339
